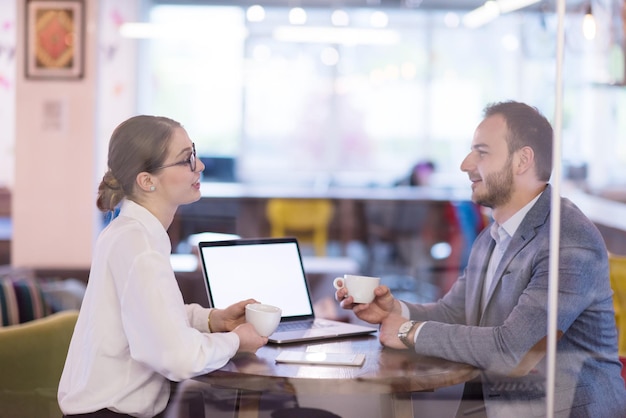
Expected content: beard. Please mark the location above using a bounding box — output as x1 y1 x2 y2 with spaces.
473 156 514 208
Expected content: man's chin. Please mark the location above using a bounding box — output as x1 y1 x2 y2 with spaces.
471 192 491 208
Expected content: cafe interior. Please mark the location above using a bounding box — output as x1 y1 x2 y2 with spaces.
1 0 626 416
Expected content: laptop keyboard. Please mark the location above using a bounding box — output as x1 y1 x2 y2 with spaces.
276 320 328 332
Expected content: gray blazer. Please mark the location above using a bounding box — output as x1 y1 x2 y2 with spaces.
407 185 626 417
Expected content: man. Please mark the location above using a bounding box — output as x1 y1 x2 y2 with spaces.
336 101 626 417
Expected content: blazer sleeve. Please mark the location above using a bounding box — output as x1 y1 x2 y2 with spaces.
405 201 612 377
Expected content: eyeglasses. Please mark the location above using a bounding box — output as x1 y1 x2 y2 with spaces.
153 143 196 172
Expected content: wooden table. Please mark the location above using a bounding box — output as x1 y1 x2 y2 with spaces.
193 333 479 418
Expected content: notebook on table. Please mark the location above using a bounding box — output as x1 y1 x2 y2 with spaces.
198 237 376 344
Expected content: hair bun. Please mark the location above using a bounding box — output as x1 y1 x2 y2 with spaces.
102 170 121 190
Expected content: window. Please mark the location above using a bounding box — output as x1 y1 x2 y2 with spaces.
139 4 626 189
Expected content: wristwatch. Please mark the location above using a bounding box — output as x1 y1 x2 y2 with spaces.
398 320 418 349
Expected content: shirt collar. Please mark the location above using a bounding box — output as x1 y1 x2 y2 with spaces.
499 191 544 238
118 199 171 252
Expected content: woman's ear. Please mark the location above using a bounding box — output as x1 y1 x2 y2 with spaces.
136 172 156 193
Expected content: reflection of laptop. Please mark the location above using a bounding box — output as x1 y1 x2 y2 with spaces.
198 237 376 344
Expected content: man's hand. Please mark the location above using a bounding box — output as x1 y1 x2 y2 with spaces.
379 313 421 350
335 282 401 324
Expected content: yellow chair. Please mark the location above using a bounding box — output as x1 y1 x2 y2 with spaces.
0 310 79 418
609 253 626 357
266 199 334 256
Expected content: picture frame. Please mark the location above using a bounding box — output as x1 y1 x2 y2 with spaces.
25 0 84 80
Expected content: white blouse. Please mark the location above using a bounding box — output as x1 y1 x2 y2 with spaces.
58 199 239 417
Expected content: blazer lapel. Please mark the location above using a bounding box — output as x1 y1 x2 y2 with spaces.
467 236 495 325
481 233 534 316
480 186 551 317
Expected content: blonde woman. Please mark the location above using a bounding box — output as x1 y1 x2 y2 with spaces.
59 116 267 418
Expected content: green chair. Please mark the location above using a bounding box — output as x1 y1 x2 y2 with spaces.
0 310 78 418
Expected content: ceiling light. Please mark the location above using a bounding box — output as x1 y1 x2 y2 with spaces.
289 7 307 25
273 26 400 45
463 0 541 29
370 11 389 28
443 12 461 28
463 1 500 29
331 9 350 26
582 5 596 40
119 22 248 39
497 0 542 14
246 5 265 23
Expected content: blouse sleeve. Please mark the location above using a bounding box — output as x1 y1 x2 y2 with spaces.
110 229 239 381
185 304 212 333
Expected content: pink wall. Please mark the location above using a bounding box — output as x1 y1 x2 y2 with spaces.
12 0 138 268
13 0 98 268
0 1 16 188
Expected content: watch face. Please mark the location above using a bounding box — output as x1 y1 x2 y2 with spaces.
399 321 414 333
398 321 415 348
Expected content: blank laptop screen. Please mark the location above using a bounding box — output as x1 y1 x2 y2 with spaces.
199 240 314 318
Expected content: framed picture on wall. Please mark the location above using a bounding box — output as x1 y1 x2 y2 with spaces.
25 0 84 80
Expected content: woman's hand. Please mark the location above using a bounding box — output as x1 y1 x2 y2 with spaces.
334 282 401 324
233 323 268 353
210 298 258 332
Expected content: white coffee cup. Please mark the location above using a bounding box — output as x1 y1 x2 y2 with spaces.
333 274 380 303
245 303 282 337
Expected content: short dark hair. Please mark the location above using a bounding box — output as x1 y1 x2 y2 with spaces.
483 101 553 182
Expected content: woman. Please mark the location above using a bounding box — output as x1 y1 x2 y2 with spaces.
58 115 267 418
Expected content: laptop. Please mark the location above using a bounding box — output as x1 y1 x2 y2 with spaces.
198 237 377 344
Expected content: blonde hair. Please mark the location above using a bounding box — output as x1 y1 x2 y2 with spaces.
96 115 182 212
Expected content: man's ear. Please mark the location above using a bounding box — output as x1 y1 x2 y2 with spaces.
136 172 155 193
515 146 534 175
